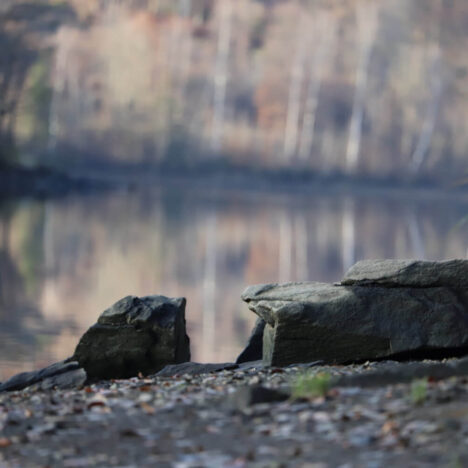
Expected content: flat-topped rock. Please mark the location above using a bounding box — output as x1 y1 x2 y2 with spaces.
242 282 330 304
73 295 190 380
0 360 86 393
242 280 468 367
341 259 468 289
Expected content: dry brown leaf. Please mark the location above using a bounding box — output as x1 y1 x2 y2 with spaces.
0 437 11 448
381 420 399 435
140 402 155 414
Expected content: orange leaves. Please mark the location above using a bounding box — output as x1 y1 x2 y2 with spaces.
0 437 12 448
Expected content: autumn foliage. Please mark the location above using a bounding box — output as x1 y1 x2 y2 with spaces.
1 0 468 181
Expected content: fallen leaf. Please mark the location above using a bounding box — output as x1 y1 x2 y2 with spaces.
140 402 155 414
0 437 11 448
381 420 399 435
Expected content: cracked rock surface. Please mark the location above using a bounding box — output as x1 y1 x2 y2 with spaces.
242 259 468 366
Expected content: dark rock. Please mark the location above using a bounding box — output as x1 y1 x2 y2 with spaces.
336 356 468 388
230 385 290 410
341 259 468 289
156 361 238 377
0 360 83 392
237 360 264 371
242 280 468 367
236 318 265 364
285 360 324 369
73 295 190 380
38 368 87 391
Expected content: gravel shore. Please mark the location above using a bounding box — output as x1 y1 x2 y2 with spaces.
1 360 468 468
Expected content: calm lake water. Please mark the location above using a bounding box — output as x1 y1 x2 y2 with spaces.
1 185 467 380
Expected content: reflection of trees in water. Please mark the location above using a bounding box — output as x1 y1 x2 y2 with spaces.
1 190 467 374
0 200 74 376
0 202 42 362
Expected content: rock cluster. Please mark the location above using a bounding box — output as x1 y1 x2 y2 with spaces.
241 259 468 367
2 259 468 393
0 294 190 392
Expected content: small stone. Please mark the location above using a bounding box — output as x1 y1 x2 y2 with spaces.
230 385 290 411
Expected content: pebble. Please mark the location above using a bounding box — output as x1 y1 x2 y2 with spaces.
1 359 468 467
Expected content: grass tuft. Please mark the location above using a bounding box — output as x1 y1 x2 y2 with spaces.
410 377 428 405
291 371 333 399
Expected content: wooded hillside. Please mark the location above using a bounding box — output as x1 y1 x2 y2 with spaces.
1 0 468 182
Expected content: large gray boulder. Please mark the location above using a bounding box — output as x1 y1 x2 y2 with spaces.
242 277 468 367
73 295 190 379
341 259 468 290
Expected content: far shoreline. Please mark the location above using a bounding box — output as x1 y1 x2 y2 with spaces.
2 161 468 203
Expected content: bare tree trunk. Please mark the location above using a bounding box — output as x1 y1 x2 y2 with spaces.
48 31 69 152
179 0 193 83
283 17 308 162
179 0 191 17
210 0 232 154
169 1 193 133
298 14 335 162
410 44 443 173
345 3 378 173
153 12 177 160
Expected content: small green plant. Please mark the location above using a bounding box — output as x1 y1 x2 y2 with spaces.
449 455 463 468
410 377 428 405
291 372 332 399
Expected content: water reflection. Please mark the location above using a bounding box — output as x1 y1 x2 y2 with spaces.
1 188 467 380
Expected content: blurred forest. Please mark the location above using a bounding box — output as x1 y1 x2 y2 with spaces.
1 0 468 182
